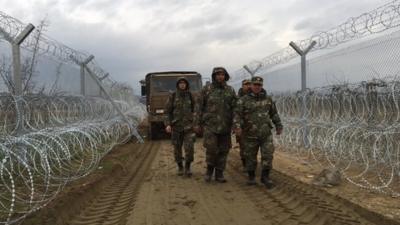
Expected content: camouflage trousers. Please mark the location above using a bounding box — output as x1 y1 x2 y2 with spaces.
236 135 245 161
203 129 232 170
171 130 196 163
243 134 275 171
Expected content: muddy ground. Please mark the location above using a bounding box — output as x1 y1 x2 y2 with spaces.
21 138 400 225
272 147 400 221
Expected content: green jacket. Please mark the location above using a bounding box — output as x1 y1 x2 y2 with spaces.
234 89 282 138
238 88 249 97
195 82 237 134
164 89 194 132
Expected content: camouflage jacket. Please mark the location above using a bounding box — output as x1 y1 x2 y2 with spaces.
238 88 249 97
164 90 194 132
195 82 237 134
234 89 282 138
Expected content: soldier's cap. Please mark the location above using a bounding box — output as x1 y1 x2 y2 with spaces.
211 67 230 81
242 79 251 85
251 76 263 85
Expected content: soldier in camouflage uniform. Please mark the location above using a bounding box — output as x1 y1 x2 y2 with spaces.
234 76 283 188
165 77 196 177
238 79 251 97
194 67 237 183
236 79 251 171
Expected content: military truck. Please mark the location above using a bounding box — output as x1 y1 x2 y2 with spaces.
141 71 202 139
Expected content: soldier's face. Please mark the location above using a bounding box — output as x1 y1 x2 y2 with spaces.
215 72 225 83
251 83 262 93
178 81 187 90
242 83 250 91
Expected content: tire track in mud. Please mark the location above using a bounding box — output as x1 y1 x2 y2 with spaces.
62 140 400 225
227 151 399 225
127 141 270 225
67 141 159 225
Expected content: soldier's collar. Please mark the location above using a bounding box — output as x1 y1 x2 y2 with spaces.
212 81 227 88
250 89 267 97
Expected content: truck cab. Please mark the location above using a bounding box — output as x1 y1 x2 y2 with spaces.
141 71 202 139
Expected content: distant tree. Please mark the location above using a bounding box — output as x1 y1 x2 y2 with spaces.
0 56 13 93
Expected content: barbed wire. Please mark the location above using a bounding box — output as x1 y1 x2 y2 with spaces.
232 0 400 82
274 76 400 196
229 0 400 196
0 10 147 224
0 11 25 41
0 10 107 79
0 94 146 224
0 12 87 64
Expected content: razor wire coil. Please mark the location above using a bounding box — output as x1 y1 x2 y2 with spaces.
275 77 400 196
1 10 147 224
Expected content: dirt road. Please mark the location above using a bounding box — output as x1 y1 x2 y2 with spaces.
22 140 400 225
125 141 391 225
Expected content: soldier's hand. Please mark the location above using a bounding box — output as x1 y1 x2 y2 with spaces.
276 127 283 135
165 125 172 134
235 128 242 137
193 126 202 135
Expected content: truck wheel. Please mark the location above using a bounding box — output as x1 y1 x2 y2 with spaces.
149 123 156 140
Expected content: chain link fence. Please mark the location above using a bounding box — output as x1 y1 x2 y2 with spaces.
232 0 400 196
0 11 145 224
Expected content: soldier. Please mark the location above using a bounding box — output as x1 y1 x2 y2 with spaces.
165 77 196 177
234 76 283 188
237 79 251 171
238 79 251 97
194 67 237 183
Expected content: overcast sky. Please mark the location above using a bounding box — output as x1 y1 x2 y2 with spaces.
0 0 389 93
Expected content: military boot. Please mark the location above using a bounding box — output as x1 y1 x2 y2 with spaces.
261 169 274 189
204 165 214 182
246 171 256 185
177 162 184 176
215 169 227 183
184 161 192 177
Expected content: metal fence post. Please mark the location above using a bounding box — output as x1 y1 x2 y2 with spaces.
12 44 22 94
71 54 143 143
12 24 35 95
99 73 109 97
289 41 316 148
80 65 85 95
70 55 94 96
9 24 35 134
83 65 144 143
243 64 262 78
81 55 94 96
